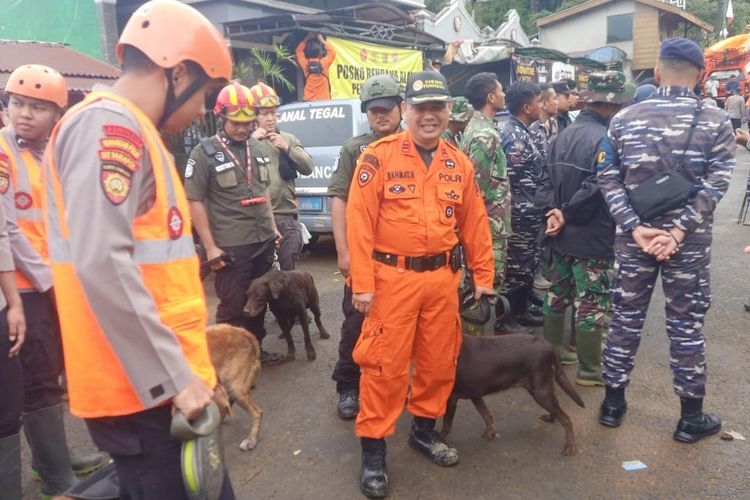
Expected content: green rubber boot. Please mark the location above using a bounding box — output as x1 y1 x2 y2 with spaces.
576 327 605 386
543 314 578 365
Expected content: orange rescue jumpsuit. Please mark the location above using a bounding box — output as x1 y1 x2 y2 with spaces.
347 131 494 438
295 40 337 101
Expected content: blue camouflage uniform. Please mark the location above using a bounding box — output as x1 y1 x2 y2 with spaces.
500 115 545 310
597 86 736 398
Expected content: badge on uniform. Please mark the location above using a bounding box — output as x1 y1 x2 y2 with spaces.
99 124 143 205
167 206 184 240
388 184 405 194
185 158 196 179
215 151 225 162
15 192 32 210
445 160 455 169
0 152 9 195
445 206 454 219
358 166 375 187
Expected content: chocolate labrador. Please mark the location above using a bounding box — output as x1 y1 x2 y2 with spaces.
442 333 585 456
206 324 262 451
244 270 329 361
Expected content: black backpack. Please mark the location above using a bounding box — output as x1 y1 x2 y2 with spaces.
307 60 323 75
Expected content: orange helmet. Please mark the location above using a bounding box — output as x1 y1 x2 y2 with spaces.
116 0 232 82
249 82 281 108
214 82 257 122
5 64 67 108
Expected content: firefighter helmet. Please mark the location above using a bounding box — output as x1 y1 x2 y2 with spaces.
248 82 281 109
214 82 257 122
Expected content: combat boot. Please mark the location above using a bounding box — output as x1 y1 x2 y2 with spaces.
599 386 627 428
493 296 530 335
0 433 21 500
22 404 78 497
408 417 458 466
543 314 578 365
337 389 359 420
360 438 387 498
575 327 604 386
673 398 721 444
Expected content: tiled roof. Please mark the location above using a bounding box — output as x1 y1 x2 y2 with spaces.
0 40 120 92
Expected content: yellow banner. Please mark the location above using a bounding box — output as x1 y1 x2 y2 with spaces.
327 37 423 99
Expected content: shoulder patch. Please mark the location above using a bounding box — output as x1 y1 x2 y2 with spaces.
100 167 131 205
361 154 380 170
357 165 376 187
0 152 9 195
184 158 196 178
102 125 144 149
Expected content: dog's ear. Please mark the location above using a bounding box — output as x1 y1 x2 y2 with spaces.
268 278 284 300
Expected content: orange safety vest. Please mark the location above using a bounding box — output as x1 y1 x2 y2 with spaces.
0 129 47 290
43 91 216 418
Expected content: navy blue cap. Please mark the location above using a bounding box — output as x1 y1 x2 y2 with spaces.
659 38 704 69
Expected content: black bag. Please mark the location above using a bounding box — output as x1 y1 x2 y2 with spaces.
627 100 703 221
307 60 323 75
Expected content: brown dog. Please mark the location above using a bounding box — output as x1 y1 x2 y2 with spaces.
441 333 585 456
244 269 329 361
206 324 262 451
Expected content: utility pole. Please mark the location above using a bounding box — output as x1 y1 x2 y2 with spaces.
716 0 725 37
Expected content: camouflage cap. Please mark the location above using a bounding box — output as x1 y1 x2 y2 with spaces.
449 97 474 122
580 71 636 105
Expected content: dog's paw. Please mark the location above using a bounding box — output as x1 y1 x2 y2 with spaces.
285 352 296 362
306 350 317 361
482 430 498 440
319 329 330 340
239 438 257 451
561 444 576 456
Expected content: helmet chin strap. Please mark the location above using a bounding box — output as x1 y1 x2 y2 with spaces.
158 68 210 129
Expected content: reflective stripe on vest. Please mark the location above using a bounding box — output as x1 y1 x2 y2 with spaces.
43 91 215 418
0 129 47 290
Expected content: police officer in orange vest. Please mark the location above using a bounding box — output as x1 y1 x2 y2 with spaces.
347 71 494 498
42 1 235 497
1 64 106 497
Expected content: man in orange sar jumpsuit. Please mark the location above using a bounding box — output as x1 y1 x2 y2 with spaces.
347 70 494 498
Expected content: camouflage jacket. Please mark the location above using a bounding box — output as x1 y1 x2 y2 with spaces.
597 86 736 243
441 128 461 148
460 112 511 238
500 115 544 210
529 120 551 162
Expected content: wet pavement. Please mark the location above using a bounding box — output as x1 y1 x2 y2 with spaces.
23 151 750 499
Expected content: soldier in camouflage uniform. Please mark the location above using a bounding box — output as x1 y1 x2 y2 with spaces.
529 83 558 162
536 72 634 385
597 39 735 443
499 81 545 327
327 75 403 420
442 96 473 147
461 72 527 334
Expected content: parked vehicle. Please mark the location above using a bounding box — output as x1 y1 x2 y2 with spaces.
277 99 369 240
703 35 750 105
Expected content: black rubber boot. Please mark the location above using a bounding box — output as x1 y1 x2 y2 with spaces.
408 417 458 466
360 438 388 498
0 433 21 500
599 386 627 428
22 404 78 496
33 448 109 480
673 398 722 444
337 389 359 420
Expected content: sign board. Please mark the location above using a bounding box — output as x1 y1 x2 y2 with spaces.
511 55 593 90
327 36 423 99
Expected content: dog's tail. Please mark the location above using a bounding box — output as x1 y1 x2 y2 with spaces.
553 354 585 408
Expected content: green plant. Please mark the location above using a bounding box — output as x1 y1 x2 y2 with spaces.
248 45 296 93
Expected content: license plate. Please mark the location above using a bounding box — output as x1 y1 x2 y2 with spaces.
299 196 323 211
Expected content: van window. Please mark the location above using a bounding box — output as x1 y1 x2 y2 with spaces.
277 104 353 147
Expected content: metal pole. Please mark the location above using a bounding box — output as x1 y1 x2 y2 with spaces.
717 0 725 36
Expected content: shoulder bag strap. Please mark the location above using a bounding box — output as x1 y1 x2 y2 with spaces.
674 99 703 173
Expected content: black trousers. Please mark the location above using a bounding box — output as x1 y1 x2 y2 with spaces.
331 284 364 393
86 405 234 500
0 308 23 438
19 291 64 412
274 214 303 271
215 240 274 344
731 118 742 131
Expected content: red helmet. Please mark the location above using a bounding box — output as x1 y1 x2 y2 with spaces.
214 82 256 122
5 64 67 108
249 82 281 108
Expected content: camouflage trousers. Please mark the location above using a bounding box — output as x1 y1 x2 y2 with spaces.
542 250 612 333
603 238 712 398
492 237 508 296
502 209 542 296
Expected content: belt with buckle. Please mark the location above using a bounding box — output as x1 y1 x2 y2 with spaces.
372 250 449 272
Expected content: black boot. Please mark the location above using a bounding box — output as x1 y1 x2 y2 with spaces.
511 287 542 327
337 389 359 420
360 438 387 498
408 417 458 466
599 386 627 428
22 404 78 496
0 433 21 500
673 398 721 444
493 296 530 335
